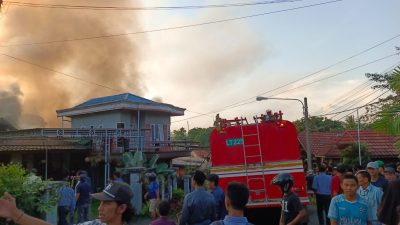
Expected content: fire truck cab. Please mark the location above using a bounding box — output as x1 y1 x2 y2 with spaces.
210 110 309 208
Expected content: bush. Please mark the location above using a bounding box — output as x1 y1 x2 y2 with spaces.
170 188 185 217
0 164 58 225
140 201 151 217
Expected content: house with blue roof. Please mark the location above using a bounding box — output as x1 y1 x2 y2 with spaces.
57 93 184 129
57 93 185 149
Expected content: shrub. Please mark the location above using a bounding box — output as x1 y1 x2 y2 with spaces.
0 164 58 225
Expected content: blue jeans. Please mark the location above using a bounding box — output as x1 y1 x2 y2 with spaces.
77 204 89 223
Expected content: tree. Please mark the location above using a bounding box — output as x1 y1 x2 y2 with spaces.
172 127 187 141
0 164 58 225
341 143 370 167
188 127 214 147
172 127 214 147
343 115 358 130
365 66 400 135
293 116 344 132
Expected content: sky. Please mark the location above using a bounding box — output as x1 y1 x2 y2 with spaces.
0 0 399 130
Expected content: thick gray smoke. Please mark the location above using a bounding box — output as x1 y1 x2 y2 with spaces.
0 84 22 128
0 0 145 128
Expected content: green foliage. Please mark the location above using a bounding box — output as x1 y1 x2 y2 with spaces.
170 188 184 217
140 201 151 217
0 164 58 224
343 115 358 130
294 116 344 132
188 127 214 147
365 66 400 139
172 188 185 201
341 143 370 166
172 127 214 147
172 127 187 141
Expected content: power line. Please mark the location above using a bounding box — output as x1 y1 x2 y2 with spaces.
0 52 125 93
313 60 400 116
210 33 400 110
3 0 305 10
323 85 375 115
171 52 399 123
0 0 343 47
266 53 399 96
335 90 390 121
312 96 387 117
329 90 383 119
313 80 373 115
0 51 213 118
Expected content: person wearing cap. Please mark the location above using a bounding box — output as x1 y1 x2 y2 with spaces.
207 174 227 220
0 181 135 225
383 167 398 182
179 170 216 225
331 165 346 197
356 170 383 225
375 160 385 176
367 161 388 192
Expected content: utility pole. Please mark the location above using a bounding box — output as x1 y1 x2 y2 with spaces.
303 97 312 173
357 108 362 165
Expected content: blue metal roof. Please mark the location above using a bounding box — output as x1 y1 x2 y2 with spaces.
75 93 154 108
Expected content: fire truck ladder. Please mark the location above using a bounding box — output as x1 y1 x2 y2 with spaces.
240 117 267 203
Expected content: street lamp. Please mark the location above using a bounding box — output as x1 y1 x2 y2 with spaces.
256 96 312 173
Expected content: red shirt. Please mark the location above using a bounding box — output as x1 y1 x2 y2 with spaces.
331 175 342 196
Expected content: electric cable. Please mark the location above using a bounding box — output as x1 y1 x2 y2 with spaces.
0 0 343 47
335 90 390 121
3 0 305 10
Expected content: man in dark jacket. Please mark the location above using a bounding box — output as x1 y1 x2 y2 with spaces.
179 170 216 225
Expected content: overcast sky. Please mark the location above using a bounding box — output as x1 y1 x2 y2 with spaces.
0 0 399 130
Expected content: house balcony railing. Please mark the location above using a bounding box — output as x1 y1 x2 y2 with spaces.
0 128 200 153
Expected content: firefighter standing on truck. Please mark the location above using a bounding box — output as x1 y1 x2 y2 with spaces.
272 173 307 225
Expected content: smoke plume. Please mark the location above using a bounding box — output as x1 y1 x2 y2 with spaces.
0 84 22 128
0 0 146 128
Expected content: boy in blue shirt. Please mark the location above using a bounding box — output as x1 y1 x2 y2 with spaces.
328 174 372 225
145 173 160 219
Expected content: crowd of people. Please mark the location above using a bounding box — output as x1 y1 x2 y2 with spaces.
307 161 400 225
0 164 399 225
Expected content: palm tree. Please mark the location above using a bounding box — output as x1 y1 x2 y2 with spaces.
372 66 400 135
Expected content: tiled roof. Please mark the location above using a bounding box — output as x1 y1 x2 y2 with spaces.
74 93 154 108
298 130 399 158
0 138 90 152
298 132 338 157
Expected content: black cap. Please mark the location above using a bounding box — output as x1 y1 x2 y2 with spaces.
91 182 133 204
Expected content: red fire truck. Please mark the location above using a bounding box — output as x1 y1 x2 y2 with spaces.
210 111 309 210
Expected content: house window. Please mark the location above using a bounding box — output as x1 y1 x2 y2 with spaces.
151 124 164 142
117 122 125 129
